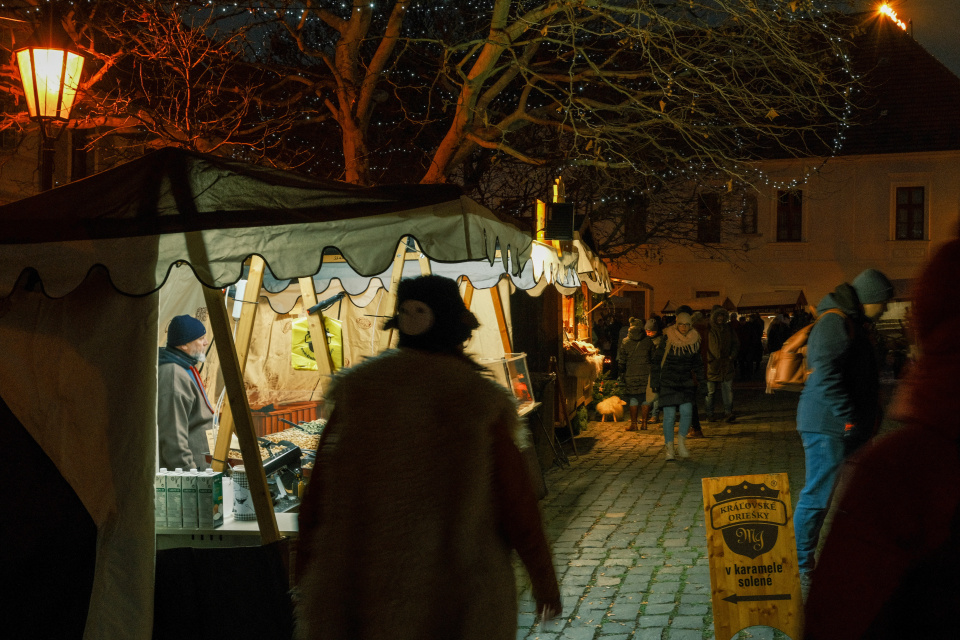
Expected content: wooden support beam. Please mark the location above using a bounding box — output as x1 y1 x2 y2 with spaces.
490 282 512 354
202 279 280 543
416 242 432 276
377 241 409 352
298 277 335 376
461 279 475 311
211 257 265 473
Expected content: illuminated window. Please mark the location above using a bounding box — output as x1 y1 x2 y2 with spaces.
697 192 722 243
776 190 802 242
895 186 924 240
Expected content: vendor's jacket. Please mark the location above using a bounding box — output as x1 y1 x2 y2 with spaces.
157 346 213 470
797 283 881 443
295 348 560 640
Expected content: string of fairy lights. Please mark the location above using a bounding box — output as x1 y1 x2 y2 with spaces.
1 1 904 194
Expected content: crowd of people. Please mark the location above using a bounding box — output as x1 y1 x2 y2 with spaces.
596 302 825 461
280 249 947 639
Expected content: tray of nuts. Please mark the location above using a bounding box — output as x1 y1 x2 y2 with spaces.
261 427 320 452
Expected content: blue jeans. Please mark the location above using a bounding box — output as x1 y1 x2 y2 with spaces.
661 403 692 444
705 380 733 415
792 430 845 573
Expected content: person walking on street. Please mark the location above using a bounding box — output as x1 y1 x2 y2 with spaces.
295 275 561 640
792 268 894 597
650 311 705 460
688 310 709 437
642 317 664 424
804 239 960 638
704 305 740 423
618 318 656 431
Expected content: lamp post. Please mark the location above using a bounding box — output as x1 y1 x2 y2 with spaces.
14 12 85 192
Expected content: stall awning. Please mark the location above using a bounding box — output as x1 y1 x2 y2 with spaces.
525 236 612 297
662 296 735 314
0 147 532 298
736 290 808 314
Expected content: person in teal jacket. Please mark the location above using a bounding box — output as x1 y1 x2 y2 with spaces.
793 268 894 595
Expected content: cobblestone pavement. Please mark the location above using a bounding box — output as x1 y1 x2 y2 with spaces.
515 386 808 640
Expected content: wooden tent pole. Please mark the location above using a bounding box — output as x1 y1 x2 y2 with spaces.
490 282 513 354
414 240 432 276
377 241 409 352
211 257 266 473
461 279 475 310
298 277 335 376
202 283 280 543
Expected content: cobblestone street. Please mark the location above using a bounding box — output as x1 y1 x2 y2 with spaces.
515 386 808 640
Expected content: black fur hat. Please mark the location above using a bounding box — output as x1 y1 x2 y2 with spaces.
383 275 480 353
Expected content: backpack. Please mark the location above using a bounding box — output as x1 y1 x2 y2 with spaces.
765 309 848 393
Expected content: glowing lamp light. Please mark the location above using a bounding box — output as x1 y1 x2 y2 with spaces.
878 4 908 31
14 16 85 142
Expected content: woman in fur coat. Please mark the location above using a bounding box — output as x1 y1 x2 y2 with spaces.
650 312 705 460
294 275 561 640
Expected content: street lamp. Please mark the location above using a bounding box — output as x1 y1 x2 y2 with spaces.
14 12 85 191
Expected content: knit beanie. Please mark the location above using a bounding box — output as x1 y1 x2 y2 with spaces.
383 275 479 353
675 312 693 325
166 315 206 348
644 317 660 332
852 268 895 304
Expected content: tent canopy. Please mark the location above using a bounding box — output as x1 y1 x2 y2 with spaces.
0 147 532 298
661 296 735 314
736 290 808 314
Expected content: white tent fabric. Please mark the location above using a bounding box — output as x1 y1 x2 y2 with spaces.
0 148 536 640
0 269 157 640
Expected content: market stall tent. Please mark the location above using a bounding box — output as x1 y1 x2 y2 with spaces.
0 147 534 640
159 232 612 416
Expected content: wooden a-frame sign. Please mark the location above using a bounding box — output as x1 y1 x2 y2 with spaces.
702 473 803 640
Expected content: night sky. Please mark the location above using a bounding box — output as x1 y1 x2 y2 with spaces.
886 0 960 77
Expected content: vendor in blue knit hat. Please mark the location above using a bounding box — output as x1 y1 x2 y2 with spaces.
158 314 214 470
792 267 894 599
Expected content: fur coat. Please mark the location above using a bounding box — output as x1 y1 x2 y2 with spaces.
295 348 559 640
650 325 705 407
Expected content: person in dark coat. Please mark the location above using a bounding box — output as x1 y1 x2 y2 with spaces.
618 318 655 431
804 238 960 638
740 314 764 379
650 311 705 460
792 268 894 596
703 305 739 422
766 313 791 354
642 317 664 424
